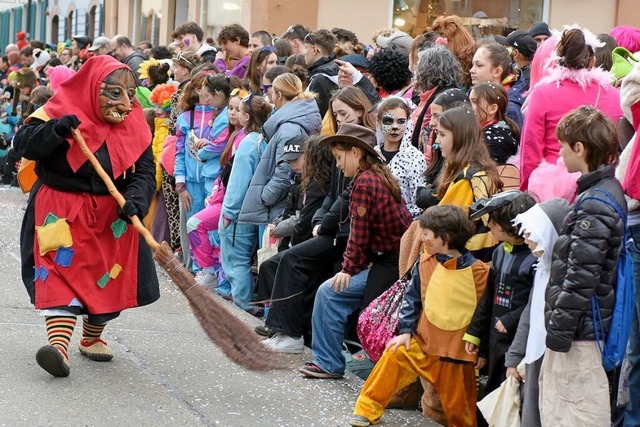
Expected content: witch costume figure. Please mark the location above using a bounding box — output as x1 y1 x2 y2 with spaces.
13 55 160 377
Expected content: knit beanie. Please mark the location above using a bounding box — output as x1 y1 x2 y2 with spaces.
537 198 571 234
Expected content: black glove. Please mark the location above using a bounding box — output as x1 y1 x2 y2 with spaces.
53 115 81 138
118 200 139 223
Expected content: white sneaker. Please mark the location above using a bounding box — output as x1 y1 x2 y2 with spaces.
195 270 218 288
263 333 304 354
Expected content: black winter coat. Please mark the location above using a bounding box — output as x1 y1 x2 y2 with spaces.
545 165 626 352
307 56 338 117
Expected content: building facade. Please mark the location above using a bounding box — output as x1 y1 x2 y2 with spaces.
0 0 638 54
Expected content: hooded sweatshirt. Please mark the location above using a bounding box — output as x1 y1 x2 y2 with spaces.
239 97 321 224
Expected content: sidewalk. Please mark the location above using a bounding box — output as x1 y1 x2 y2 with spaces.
0 187 435 427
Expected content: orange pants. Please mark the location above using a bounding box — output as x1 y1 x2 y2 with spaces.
353 337 477 426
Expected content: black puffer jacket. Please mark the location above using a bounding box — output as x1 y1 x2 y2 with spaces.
545 165 626 352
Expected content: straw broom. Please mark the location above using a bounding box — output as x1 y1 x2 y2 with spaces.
71 128 289 371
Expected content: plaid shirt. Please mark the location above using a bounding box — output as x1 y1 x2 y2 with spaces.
342 169 412 276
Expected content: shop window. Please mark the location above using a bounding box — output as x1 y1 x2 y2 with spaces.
393 0 544 40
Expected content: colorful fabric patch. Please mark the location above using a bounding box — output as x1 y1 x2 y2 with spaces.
43 212 59 226
356 206 367 217
35 218 73 256
54 247 74 267
33 265 49 282
111 219 128 239
97 273 111 289
109 263 122 279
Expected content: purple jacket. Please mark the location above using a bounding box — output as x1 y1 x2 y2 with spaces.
214 54 251 80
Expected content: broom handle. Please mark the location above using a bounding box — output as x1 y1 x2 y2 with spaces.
71 128 160 251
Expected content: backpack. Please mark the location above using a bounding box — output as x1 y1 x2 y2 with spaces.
578 188 635 372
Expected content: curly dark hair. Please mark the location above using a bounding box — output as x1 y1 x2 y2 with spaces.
301 135 334 195
150 45 173 60
217 24 250 47
368 48 413 93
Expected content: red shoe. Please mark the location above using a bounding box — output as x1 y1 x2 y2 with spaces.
299 362 343 379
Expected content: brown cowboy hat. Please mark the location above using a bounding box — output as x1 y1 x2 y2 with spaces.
320 123 384 162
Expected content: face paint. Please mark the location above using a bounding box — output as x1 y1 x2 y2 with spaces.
381 112 408 134
184 38 191 47
99 70 136 124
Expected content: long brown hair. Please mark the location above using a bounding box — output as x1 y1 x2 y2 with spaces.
239 93 272 134
178 72 208 111
436 105 500 199
329 86 376 130
301 135 333 195
330 141 402 203
220 90 248 167
243 46 277 93
470 82 520 141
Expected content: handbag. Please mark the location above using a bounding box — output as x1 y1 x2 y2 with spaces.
256 228 278 269
357 255 420 362
477 375 521 427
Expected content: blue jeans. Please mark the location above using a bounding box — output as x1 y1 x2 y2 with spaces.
625 224 640 426
311 269 370 375
218 219 258 311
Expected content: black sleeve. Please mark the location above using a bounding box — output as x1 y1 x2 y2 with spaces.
308 76 334 117
317 185 351 236
123 146 156 218
13 117 68 160
465 266 496 342
354 75 380 105
415 185 439 210
397 264 422 334
292 181 327 245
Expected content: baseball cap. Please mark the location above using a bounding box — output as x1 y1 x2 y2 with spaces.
495 30 537 59
280 135 307 162
528 22 552 39
338 54 369 70
376 31 413 57
88 36 110 52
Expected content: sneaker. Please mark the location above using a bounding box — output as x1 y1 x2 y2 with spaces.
349 415 371 427
263 333 304 354
194 270 218 288
254 324 276 338
299 362 343 379
79 338 114 362
36 345 70 377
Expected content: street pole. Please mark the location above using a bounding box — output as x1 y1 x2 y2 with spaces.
26 0 32 38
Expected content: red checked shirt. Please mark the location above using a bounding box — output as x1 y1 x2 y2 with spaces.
342 169 412 276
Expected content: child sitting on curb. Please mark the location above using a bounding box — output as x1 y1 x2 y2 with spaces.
349 205 489 427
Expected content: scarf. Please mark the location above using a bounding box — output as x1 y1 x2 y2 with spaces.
43 55 151 179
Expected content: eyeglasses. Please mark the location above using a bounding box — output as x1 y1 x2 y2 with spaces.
231 87 249 99
262 84 273 93
175 51 193 66
286 26 296 35
304 33 315 45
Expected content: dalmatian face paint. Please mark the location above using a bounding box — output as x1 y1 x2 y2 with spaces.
380 108 408 145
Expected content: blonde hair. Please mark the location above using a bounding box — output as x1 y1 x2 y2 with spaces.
272 73 315 101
